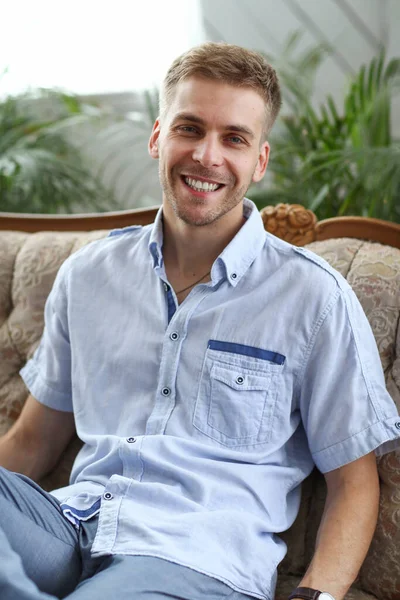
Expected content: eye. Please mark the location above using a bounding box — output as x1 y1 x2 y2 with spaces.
176 125 198 134
227 135 245 145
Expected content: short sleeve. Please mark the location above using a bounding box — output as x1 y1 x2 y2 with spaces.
299 287 400 472
20 260 73 412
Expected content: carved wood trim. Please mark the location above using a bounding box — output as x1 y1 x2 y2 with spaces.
260 204 317 246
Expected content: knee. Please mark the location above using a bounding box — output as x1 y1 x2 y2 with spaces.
0 466 25 497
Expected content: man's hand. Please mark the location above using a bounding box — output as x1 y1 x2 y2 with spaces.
0 394 76 480
295 452 379 600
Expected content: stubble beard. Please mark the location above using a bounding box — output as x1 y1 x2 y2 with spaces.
159 166 252 227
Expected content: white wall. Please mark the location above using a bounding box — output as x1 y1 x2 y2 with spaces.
200 0 399 131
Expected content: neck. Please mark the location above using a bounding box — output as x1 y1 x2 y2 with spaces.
162 206 245 277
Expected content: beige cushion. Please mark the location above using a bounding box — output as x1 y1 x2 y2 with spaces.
0 231 108 484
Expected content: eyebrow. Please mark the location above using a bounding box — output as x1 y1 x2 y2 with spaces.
171 112 256 140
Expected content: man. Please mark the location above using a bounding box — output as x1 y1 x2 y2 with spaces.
0 42 399 600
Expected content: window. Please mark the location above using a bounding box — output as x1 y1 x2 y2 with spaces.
1 0 205 97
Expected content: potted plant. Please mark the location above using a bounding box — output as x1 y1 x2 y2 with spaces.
248 35 400 222
0 81 116 213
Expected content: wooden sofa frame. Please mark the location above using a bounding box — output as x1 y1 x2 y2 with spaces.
0 204 399 249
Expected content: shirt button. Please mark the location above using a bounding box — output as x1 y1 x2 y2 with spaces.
230 273 237 280
395 422 400 430
170 332 179 341
103 492 113 500
236 375 245 385
162 387 171 396
163 282 170 292
127 437 136 443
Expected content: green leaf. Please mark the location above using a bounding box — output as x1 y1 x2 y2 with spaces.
357 65 366 112
384 58 400 81
367 56 377 100
61 93 82 114
326 95 340 124
375 50 385 89
309 184 330 211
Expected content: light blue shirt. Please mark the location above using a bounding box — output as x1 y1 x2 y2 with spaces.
20 199 400 600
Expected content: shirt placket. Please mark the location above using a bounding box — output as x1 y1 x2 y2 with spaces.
145 284 210 436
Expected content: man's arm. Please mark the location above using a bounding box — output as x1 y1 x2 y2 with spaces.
294 451 380 600
0 394 76 481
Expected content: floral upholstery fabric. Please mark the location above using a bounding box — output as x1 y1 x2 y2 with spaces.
0 231 399 600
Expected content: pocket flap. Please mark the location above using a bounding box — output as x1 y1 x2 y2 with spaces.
211 364 271 391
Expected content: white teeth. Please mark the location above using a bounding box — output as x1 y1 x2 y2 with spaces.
185 177 220 192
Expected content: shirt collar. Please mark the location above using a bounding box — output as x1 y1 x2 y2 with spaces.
147 199 266 284
217 198 266 287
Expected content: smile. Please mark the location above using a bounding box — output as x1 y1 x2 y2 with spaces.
183 177 223 192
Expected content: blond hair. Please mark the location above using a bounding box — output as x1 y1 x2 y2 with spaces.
160 42 282 138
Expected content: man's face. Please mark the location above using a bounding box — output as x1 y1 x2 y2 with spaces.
148 76 270 228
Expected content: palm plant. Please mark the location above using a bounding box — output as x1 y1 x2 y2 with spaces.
248 37 400 222
0 82 116 213
79 88 160 208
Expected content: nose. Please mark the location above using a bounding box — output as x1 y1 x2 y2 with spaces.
192 135 223 168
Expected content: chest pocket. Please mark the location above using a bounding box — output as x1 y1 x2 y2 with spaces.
193 343 285 449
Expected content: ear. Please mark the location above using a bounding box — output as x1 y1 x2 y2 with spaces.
252 141 270 183
148 118 161 159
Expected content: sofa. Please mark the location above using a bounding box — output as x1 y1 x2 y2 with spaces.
0 203 399 600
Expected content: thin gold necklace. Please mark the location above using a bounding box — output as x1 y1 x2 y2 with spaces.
175 271 211 295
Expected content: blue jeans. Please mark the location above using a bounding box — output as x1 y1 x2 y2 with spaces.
0 467 250 600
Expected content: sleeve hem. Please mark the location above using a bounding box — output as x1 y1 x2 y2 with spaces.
312 415 400 472
20 360 73 413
